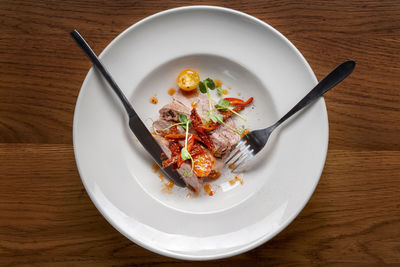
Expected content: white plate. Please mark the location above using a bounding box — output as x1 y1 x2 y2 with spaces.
73 6 328 260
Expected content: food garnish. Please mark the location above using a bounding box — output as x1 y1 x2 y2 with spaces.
225 97 253 106
192 152 212 177
177 69 200 91
150 95 158 104
162 113 192 131
180 120 194 176
198 78 253 135
240 128 250 138
215 98 246 121
153 69 254 193
190 108 216 152
217 86 223 96
168 88 176 95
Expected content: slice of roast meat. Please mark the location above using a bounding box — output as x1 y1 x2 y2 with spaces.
152 119 186 135
158 89 240 158
159 102 191 122
211 118 240 157
173 90 211 117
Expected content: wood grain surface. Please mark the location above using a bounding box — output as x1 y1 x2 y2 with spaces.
0 0 399 265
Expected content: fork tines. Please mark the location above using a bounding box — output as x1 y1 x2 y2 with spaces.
224 139 254 173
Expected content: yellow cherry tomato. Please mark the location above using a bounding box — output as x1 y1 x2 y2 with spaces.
192 152 212 177
176 69 200 91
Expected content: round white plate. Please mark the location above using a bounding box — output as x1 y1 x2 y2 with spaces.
73 6 328 260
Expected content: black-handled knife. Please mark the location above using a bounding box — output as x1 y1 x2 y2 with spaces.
70 29 186 187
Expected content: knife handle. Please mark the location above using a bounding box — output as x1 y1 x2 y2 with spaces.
70 29 137 118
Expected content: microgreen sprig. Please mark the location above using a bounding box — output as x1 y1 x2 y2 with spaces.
198 78 242 135
162 113 192 131
216 86 223 96
180 120 194 176
198 78 215 110
215 98 247 121
208 110 241 135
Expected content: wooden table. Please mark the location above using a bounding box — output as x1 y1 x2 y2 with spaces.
1 0 399 265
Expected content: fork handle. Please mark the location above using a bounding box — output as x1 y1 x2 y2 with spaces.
273 60 355 129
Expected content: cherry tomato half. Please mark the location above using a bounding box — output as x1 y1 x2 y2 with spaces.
176 69 200 91
192 152 212 177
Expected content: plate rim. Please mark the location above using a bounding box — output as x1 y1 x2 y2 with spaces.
73 5 329 260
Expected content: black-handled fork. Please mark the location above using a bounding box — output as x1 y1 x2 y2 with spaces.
225 60 356 172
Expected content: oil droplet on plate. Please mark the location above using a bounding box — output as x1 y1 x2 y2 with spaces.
152 162 160 173
204 184 214 196
229 175 244 186
214 79 222 87
150 94 158 104
168 88 176 95
158 173 164 182
241 129 250 138
162 180 174 194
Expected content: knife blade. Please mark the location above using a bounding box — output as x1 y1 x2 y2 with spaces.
129 116 186 187
70 29 186 187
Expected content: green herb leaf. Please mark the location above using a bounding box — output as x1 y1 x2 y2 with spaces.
178 113 188 123
209 112 223 124
181 147 191 161
198 81 207 93
204 78 215 90
215 98 230 110
183 171 192 177
216 87 223 96
180 120 195 175
178 114 192 130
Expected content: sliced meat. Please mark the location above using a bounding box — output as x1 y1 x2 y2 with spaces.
211 117 240 157
177 163 202 192
159 102 190 122
158 90 240 160
196 94 214 117
172 90 196 109
153 134 202 192
175 91 240 157
222 118 240 146
209 132 230 157
152 119 185 135
173 90 213 118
